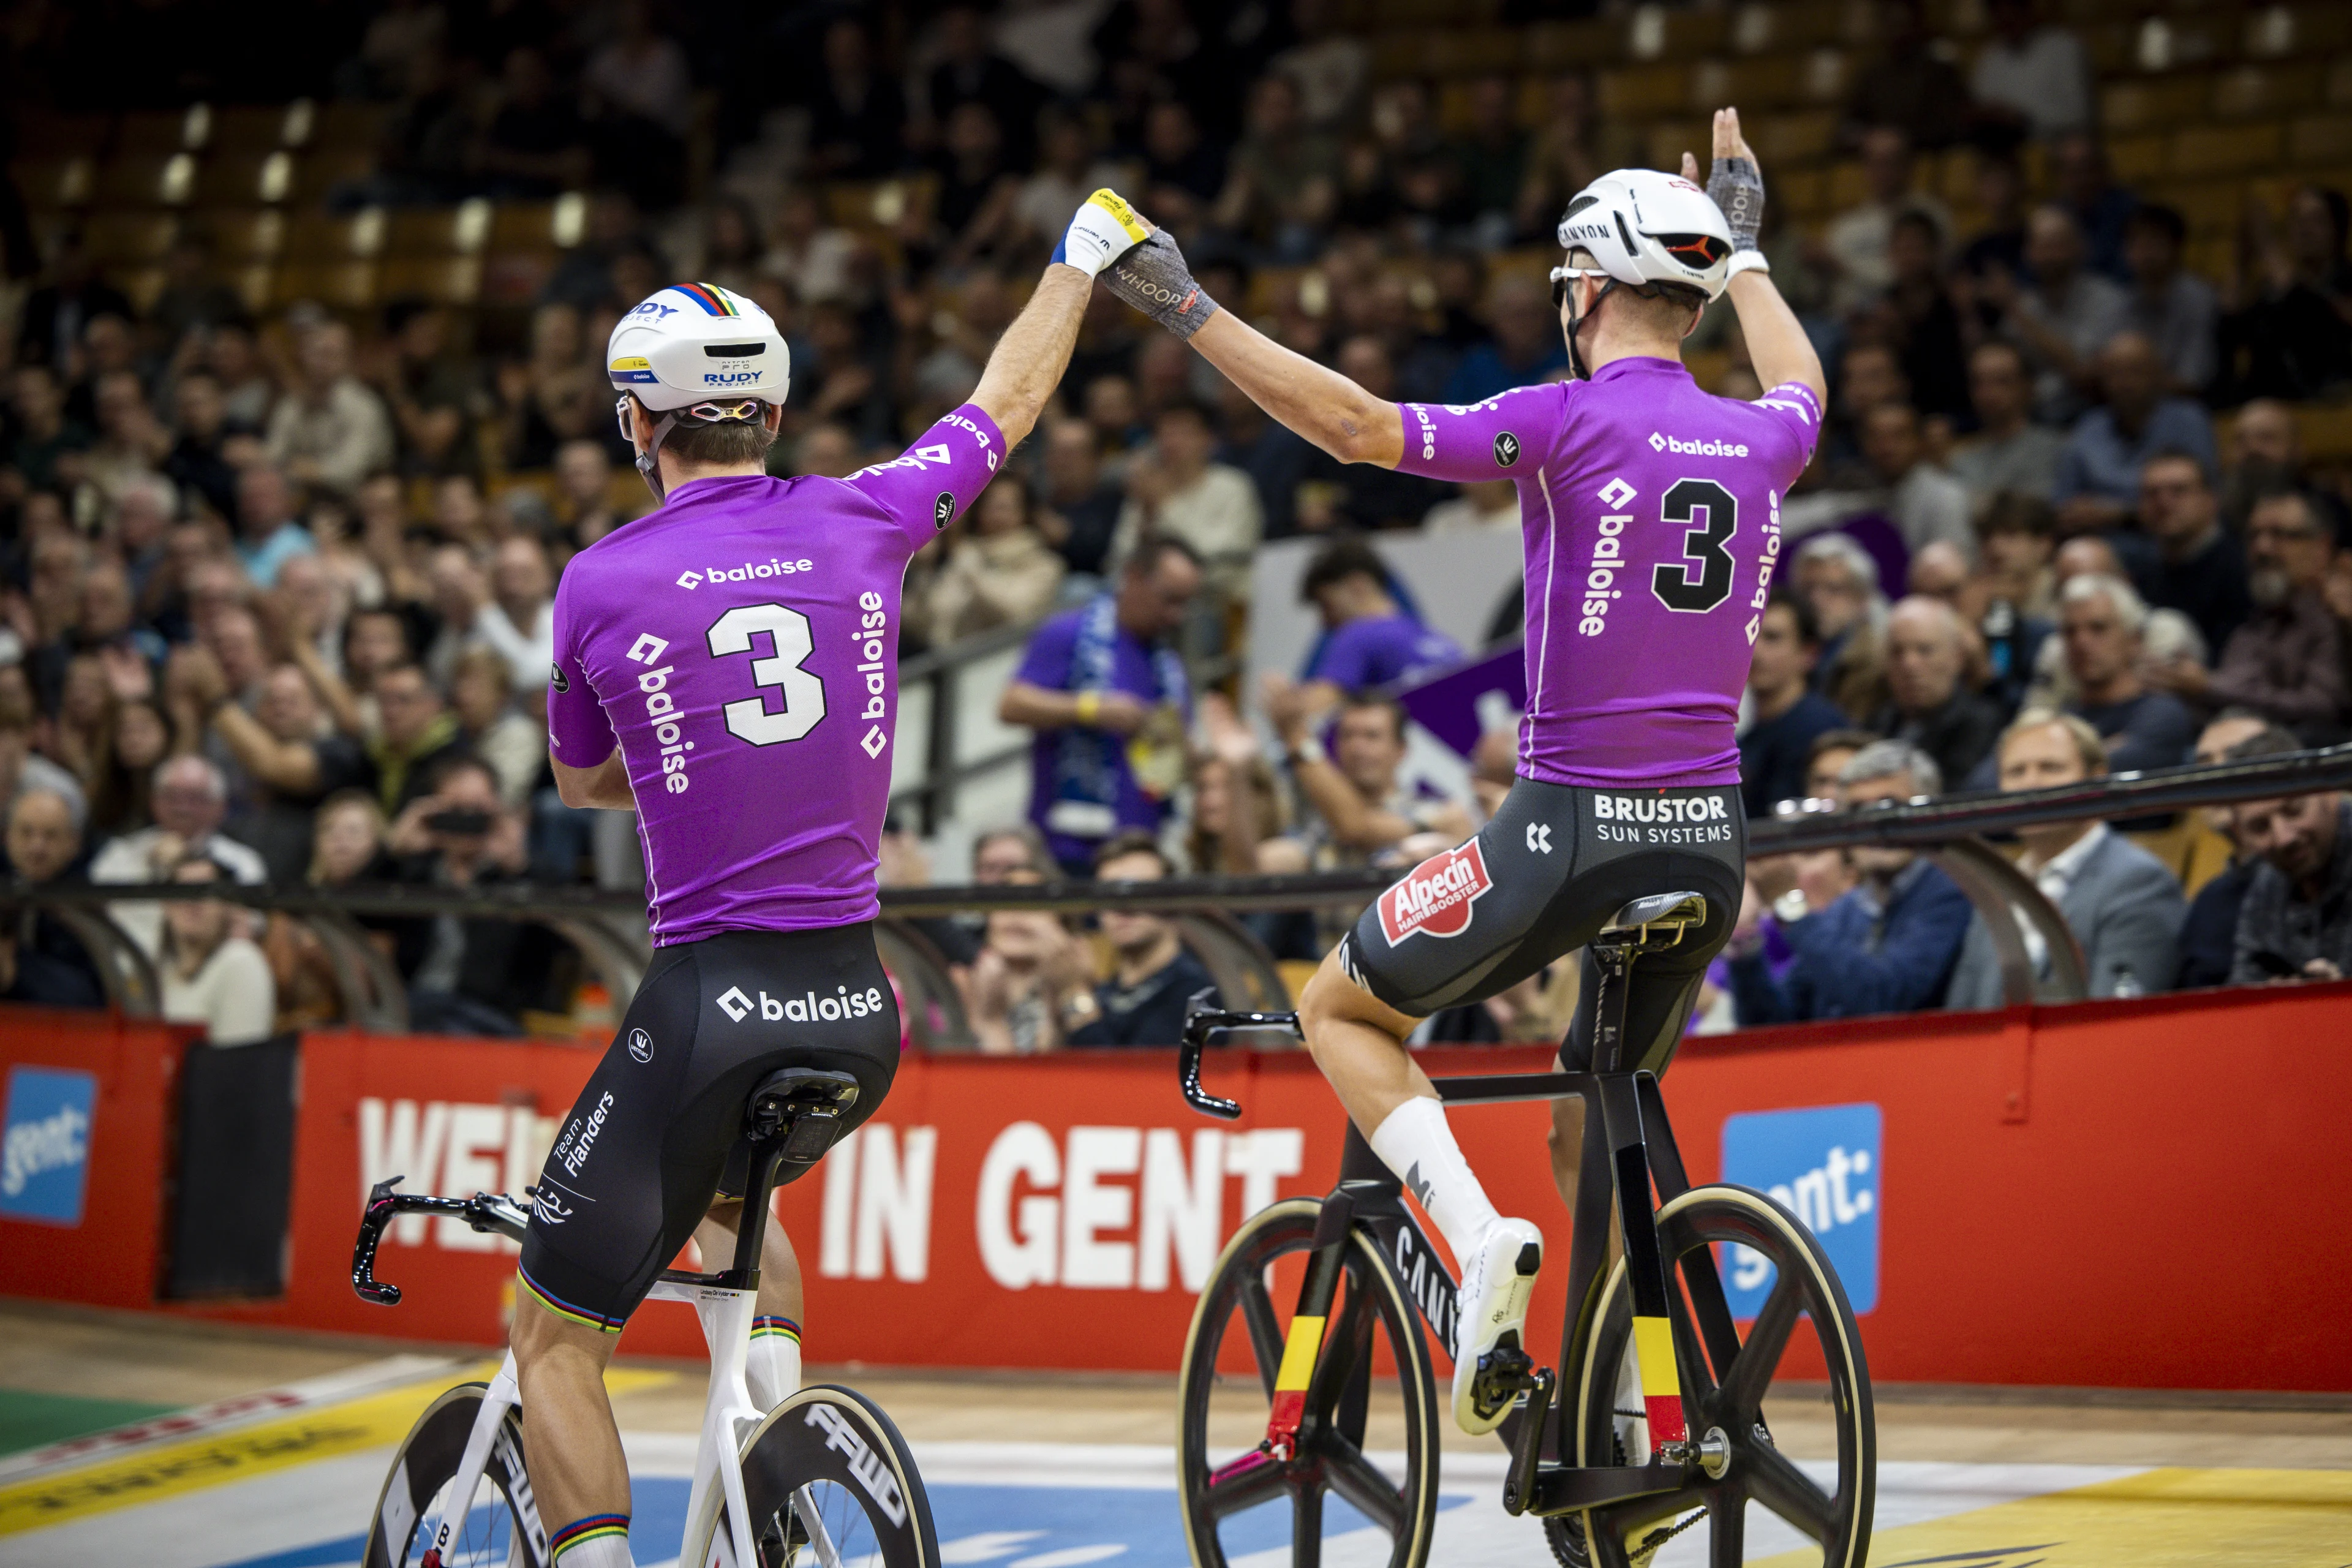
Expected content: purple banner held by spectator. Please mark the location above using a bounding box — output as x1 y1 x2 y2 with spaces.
1393 641 1525 759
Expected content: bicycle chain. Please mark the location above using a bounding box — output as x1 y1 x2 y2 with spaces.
1629 1504 1709 1565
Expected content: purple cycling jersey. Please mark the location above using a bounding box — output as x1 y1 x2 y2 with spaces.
1394 358 1822 788
1306 613 1462 692
548 404 1005 944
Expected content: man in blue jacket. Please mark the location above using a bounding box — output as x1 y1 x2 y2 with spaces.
1729 739 1973 1022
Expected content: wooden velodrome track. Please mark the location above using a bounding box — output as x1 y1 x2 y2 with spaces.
2 1300 2348 1567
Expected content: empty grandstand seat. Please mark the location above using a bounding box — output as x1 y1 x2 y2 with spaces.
271 260 377 311
1799 45 1848 102
1754 109 1836 165
387 202 492 257
1597 63 1687 119
2289 115 2352 167
18 156 94 211
2170 123 2285 179
1645 120 1712 172
2212 62 2324 120
195 152 297 207
2331 58 2352 108
115 109 200 157
85 212 180 267
2108 134 2168 184
292 148 377 205
380 255 483 307
96 153 199 208
312 102 386 152
283 209 385 262
16 112 111 159
2103 74 2211 134
1691 55 1803 111
204 209 289 263
209 105 300 157
488 202 562 254
1524 18 1614 70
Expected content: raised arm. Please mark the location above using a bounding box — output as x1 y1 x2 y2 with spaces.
1099 230 1404 467
1689 108 1827 409
969 191 1153 450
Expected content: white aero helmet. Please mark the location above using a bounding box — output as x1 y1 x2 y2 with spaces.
608 282 790 500
1551 170 1735 376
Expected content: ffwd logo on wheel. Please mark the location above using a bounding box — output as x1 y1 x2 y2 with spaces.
1378 840 1493 944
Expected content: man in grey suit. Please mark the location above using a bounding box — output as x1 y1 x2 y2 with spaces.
1946 710 2187 1008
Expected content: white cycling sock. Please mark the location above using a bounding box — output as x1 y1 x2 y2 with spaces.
1368 1096 1501 1263
551 1515 633 1568
747 1315 801 1412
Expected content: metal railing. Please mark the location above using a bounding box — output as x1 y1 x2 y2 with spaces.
20 743 2343 1038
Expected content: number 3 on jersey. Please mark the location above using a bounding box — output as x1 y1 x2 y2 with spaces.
1652 478 1738 614
706 603 826 745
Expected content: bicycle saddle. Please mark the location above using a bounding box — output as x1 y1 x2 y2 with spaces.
1596 891 1709 940
745 1067 861 1164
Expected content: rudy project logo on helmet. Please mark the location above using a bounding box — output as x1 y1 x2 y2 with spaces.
1493 432 1520 467
934 492 958 530
1377 839 1494 945
628 1028 653 1063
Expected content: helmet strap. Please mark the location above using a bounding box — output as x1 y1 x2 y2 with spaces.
633 406 680 505
1564 276 1619 382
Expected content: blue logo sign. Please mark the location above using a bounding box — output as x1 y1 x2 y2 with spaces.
0 1066 97 1227
1719 1102 1880 1315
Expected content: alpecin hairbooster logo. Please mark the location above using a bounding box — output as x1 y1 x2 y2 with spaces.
1378 839 1494 945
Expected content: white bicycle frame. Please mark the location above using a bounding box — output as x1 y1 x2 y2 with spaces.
412 1278 764 1568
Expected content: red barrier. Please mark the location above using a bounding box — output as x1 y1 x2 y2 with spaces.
3 985 2348 1389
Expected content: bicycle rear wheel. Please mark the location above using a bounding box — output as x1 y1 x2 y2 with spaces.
1562 1184 1872 1568
1177 1197 1441 1568
719 1384 939 1568
363 1382 546 1568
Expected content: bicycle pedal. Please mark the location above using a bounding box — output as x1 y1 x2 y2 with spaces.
1471 1341 1537 1420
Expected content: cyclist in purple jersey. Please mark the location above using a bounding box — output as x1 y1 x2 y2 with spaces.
1102 111 1827 1434
514 194 1154 1568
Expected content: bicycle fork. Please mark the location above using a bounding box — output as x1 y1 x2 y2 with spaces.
417 1355 535 1568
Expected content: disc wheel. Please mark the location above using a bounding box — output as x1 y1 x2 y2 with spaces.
1177 1197 1441 1568
1566 1185 1873 1568
363 1382 546 1568
717 1384 940 1567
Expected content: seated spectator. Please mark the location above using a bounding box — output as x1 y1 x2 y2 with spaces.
1874 211 1970 421
3 786 104 1003
232 464 317 590
1842 0 1969 150
474 538 555 692
1946 712 2186 1006
1804 728 1880 802
157 852 276 1045
2121 204 2218 397
2220 184 2352 404
386 756 551 1036
1291 539 1461 710
2057 574 2196 774
1036 417 1125 578
1212 74 1339 265
479 47 592 198
1191 693 1286 876
368 663 470 816
91 755 267 956
2155 491 2349 742
1869 596 2004 790
2220 398 2302 533
1740 592 1849 817
919 480 1065 646
1969 0 2092 141
2230 772 2352 985
2176 717 2291 989
1728 741 1972 1022
1820 127 1952 316
264 321 393 496
1262 693 1471 870
1949 342 2065 507
1423 479 1518 536
1441 273 1570 404
88 698 173 839
0 900 104 1008
2052 333 2220 532
963 893 1091 1055
1066 834 1217 1049
185 654 374 884
1976 489 2059 622
1792 533 1891 722
450 647 541 810
1109 401 1263 591
1981 205 2127 425
1861 402 1973 560
1001 537 1202 875
2137 451 2252 662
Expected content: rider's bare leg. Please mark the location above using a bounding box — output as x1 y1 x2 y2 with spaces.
1298 952 1501 1262
511 1295 630 1558
695 1199 803 1408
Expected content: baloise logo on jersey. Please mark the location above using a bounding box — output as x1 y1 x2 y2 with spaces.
1378 840 1494 944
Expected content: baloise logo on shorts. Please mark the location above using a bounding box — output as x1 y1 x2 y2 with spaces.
1378 839 1494 944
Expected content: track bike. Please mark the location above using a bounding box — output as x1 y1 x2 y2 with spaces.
348 1067 940 1568
1172 892 1875 1567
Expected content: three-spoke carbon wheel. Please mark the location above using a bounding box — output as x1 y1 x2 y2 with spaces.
1560 1185 1873 1568
364 1383 547 1568
718 1384 940 1567
1177 1197 1441 1568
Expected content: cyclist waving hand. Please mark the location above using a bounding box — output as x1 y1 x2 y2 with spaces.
519 194 1152 1568
1103 111 1825 1435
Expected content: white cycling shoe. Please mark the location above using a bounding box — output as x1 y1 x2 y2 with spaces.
1451 1216 1544 1435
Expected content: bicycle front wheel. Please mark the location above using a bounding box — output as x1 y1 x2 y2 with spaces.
1177 1197 1441 1568
1563 1184 1873 1568
363 1382 546 1568
718 1384 939 1568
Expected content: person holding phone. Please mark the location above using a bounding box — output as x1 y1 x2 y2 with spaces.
386 754 548 1035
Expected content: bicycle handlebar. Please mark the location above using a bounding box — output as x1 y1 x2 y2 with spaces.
1177 988 1300 1121
352 1177 531 1306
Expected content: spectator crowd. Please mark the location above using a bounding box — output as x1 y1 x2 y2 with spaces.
6 0 2352 1045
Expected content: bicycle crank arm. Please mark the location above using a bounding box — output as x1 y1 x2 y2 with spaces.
1525 1458 1693 1515
1499 1366 1555 1516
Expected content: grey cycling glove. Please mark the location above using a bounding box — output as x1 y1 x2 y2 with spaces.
1101 230 1221 342
1707 156 1766 254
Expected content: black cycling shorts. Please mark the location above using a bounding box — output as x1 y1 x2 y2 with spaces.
1336 777 1746 1077
518 924 899 1332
